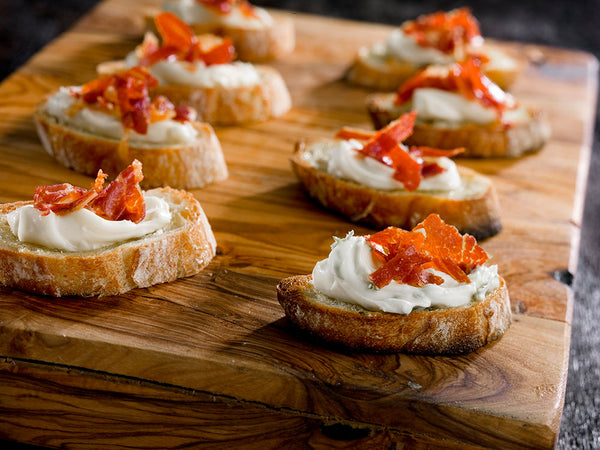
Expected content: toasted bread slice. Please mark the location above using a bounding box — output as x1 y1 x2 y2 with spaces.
0 187 216 297
366 92 551 158
144 13 294 63
150 65 291 125
96 62 291 126
34 107 228 190
347 43 521 91
291 140 502 240
277 274 511 354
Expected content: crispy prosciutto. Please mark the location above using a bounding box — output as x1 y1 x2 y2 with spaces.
138 12 235 67
33 171 107 217
366 214 489 289
72 67 193 135
196 0 257 18
394 59 515 114
74 67 158 135
34 161 146 224
334 112 464 191
402 7 482 55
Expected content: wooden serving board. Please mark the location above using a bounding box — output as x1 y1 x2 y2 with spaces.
0 1 597 448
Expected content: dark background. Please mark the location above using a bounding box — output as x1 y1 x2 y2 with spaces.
1 1 599 448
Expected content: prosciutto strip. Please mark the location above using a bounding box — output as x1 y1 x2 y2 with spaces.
366 215 489 288
395 59 515 114
33 161 146 224
402 7 482 54
139 12 235 66
336 112 463 191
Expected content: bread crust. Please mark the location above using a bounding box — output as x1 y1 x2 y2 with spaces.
366 93 551 158
346 43 521 91
0 188 217 297
145 14 295 62
291 140 502 240
277 274 511 354
34 107 228 190
150 65 291 125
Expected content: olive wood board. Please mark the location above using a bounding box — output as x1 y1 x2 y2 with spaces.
0 1 597 448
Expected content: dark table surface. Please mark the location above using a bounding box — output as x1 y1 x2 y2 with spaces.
1 1 599 449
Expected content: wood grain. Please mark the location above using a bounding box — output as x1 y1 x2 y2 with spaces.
0 0 597 448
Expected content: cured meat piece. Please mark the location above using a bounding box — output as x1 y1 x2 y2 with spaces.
414 214 488 272
89 160 146 223
395 59 515 114
34 171 107 216
368 244 444 289
334 113 464 190
33 161 146 224
140 12 235 66
365 215 489 288
403 7 481 54
75 67 159 135
367 226 425 260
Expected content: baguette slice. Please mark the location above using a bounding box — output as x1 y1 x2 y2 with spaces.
145 12 294 62
277 274 511 354
347 43 521 92
150 65 292 125
0 187 216 297
366 92 551 158
34 106 228 190
291 140 502 240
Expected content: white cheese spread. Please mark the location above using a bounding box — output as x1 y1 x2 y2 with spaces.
125 53 261 88
301 138 462 192
363 29 455 67
312 233 500 314
386 29 455 65
161 0 274 29
42 88 199 145
391 88 528 127
412 88 497 124
7 193 172 252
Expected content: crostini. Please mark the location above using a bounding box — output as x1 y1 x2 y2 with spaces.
346 7 521 91
291 111 502 240
277 214 511 354
158 0 295 62
107 12 291 125
0 161 216 297
35 67 227 189
366 59 550 158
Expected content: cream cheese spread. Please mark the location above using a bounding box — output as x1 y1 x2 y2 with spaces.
162 0 274 29
363 29 455 67
7 194 172 252
125 53 261 88
301 138 462 192
390 88 528 127
386 29 455 65
409 88 528 126
312 232 500 314
412 88 497 125
43 88 199 145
